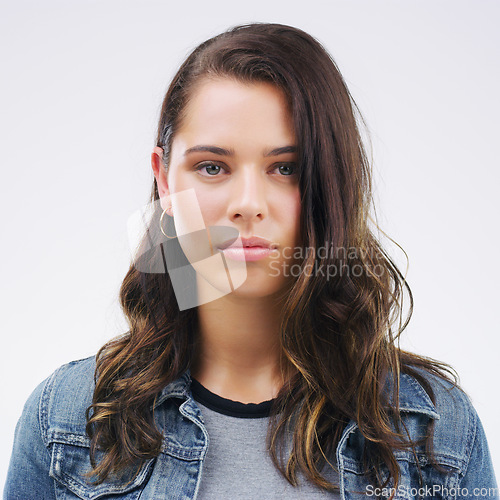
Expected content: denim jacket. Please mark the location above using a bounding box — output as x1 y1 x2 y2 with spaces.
4 355 498 499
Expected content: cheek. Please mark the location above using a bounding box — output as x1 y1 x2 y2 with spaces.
191 189 226 226
167 173 219 222
285 190 302 236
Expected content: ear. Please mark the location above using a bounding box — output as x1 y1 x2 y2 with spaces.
151 146 172 214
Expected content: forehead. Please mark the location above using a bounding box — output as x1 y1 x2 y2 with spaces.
175 77 295 149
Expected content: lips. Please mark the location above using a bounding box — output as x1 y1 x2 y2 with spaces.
218 236 276 251
217 236 277 262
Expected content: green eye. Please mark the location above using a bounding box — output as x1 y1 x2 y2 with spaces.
196 163 222 175
205 164 221 175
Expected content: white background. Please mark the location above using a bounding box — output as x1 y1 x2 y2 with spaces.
1 0 499 489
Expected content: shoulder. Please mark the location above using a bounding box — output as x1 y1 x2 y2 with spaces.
399 366 484 473
5 356 99 498
32 355 97 446
402 366 472 419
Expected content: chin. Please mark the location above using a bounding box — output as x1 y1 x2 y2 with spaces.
193 263 295 305
228 274 293 301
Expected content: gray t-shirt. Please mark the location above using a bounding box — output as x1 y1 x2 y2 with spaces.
191 379 341 499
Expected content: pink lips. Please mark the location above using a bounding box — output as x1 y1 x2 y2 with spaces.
218 236 277 262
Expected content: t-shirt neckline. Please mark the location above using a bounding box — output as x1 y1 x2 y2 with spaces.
190 378 274 419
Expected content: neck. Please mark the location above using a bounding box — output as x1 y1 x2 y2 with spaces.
191 292 293 404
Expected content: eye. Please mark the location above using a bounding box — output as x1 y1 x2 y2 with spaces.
195 162 225 176
274 163 297 176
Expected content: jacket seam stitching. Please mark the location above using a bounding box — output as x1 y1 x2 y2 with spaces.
39 365 65 447
458 402 477 482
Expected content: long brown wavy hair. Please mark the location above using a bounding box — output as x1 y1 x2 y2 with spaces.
85 22 458 496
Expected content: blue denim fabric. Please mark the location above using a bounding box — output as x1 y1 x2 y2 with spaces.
4 355 498 499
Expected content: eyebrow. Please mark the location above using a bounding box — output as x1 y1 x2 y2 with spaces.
184 145 297 157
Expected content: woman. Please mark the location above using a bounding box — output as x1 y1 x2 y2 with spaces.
5 23 498 499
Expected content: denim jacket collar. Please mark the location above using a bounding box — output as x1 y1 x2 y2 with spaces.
153 370 193 409
389 370 440 420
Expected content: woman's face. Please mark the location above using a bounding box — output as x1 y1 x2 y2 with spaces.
153 77 301 301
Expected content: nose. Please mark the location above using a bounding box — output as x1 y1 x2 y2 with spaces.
226 166 268 225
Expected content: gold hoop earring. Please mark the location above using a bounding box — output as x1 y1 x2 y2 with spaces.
159 207 176 239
